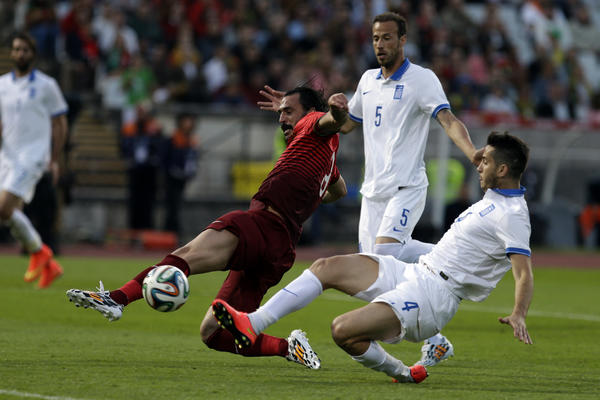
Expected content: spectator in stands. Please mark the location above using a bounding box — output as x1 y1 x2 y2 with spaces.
150 43 191 104
568 3 600 53
94 7 139 58
415 0 438 63
59 0 98 92
121 53 156 109
25 0 58 61
521 0 572 52
128 1 163 53
170 21 207 103
121 104 163 230
203 43 229 99
163 113 199 236
564 48 592 121
440 0 479 42
481 81 518 115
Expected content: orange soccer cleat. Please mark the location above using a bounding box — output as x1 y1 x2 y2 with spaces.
392 365 428 384
211 299 258 348
38 259 64 289
24 244 53 282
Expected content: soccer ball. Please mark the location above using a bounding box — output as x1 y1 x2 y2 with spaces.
142 265 190 312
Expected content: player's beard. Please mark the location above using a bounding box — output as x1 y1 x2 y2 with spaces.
14 58 32 73
481 174 499 191
377 48 400 70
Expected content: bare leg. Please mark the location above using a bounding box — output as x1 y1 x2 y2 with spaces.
331 302 417 382
173 228 238 274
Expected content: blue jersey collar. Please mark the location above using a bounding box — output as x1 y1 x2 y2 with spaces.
376 58 410 80
11 68 36 82
491 186 526 197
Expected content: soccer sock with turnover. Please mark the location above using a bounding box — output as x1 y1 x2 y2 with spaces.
248 269 323 334
110 254 191 305
352 341 411 381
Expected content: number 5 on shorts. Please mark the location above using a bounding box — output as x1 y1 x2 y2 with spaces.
401 301 419 311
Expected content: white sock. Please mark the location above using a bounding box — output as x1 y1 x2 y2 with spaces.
351 341 411 381
374 238 433 263
426 332 446 345
6 209 42 253
248 269 323 334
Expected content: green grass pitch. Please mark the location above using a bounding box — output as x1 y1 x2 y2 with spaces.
0 253 599 399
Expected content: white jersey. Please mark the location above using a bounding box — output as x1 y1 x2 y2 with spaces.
348 59 449 199
421 187 531 302
0 69 68 168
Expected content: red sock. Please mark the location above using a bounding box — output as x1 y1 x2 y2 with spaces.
205 329 288 357
110 254 191 306
157 254 190 276
110 266 154 305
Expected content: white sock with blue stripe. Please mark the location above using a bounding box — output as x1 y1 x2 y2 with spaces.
248 269 323 334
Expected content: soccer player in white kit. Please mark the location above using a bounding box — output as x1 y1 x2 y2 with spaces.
257 11 482 366
213 131 533 384
0 32 68 288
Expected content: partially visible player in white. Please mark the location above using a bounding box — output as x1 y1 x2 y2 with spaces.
0 31 68 288
257 12 482 365
213 131 533 384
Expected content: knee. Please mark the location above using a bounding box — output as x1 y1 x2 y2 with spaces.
308 255 343 285
199 314 219 345
330 315 354 351
308 257 329 276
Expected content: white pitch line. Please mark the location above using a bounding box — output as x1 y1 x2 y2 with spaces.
0 389 92 400
459 304 600 322
320 292 600 322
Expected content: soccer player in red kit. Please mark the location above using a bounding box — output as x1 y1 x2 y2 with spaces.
66 86 349 369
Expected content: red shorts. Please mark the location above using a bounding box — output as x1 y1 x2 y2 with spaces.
207 209 296 312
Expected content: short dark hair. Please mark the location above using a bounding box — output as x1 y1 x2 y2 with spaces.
284 86 328 112
373 12 407 37
9 31 37 54
487 131 529 179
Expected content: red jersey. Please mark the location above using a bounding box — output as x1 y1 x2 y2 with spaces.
251 111 340 242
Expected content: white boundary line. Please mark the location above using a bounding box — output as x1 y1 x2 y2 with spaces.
459 304 600 322
320 292 600 322
0 389 92 400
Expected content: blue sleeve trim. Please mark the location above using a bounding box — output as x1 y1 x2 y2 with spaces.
432 103 450 119
506 247 531 257
349 113 362 123
51 109 68 117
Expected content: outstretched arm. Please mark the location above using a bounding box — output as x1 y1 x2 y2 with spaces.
316 93 349 136
436 109 483 166
340 118 359 134
498 253 534 344
322 175 347 204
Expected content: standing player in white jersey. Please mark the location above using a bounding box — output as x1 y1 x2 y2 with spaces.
213 131 533 384
0 32 68 288
257 12 482 365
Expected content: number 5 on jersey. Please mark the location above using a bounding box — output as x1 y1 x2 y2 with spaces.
375 105 382 126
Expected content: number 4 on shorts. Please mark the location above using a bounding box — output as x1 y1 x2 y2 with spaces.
401 301 419 311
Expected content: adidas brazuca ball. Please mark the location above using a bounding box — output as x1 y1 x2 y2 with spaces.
142 265 190 312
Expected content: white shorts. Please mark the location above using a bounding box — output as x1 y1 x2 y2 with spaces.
0 156 44 203
354 254 460 343
358 186 427 253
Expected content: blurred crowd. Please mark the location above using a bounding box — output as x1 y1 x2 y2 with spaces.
1 0 600 123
